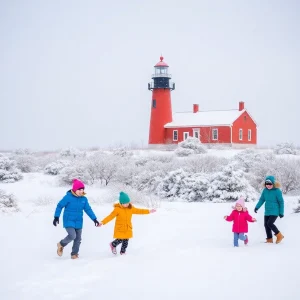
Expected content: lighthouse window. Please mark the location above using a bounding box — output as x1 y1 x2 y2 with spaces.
173 130 178 141
152 99 156 108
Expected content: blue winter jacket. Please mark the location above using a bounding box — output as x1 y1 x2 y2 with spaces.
255 176 284 216
54 190 97 229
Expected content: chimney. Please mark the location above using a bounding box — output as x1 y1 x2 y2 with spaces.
193 104 199 113
239 101 245 111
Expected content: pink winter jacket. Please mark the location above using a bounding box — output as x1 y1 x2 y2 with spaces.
225 209 254 233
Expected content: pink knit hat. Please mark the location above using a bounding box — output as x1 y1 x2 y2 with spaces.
72 179 85 191
235 197 245 209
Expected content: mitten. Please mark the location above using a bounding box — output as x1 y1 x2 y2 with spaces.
254 208 258 213
279 214 284 218
53 217 59 226
94 219 100 226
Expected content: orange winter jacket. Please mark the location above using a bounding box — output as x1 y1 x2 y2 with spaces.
101 203 150 239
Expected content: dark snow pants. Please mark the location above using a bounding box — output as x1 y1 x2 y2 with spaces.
264 216 279 239
112 239 129 253
60 228 82 256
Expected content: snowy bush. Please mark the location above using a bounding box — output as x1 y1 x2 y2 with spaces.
112 147 133 158
272 158 300 194
132 169 166 193
175 137 207 156
156 169 209 202
174 147 194 157
274 143 298 155
115 161 139 186
206 165 258 202
33 195 55 207
59 147 86 159
294 199 300 213
0 190 20 213
13 148 33 155
15 155 35 173
59 163 91 186
44 160 70 175
0 154 23 183
181 155 229 173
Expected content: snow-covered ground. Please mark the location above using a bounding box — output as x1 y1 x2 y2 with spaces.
0 173 299 300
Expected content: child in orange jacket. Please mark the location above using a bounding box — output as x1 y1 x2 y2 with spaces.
99 192 156 255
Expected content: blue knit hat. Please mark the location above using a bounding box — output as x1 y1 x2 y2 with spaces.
265 175 275 185
119 192 130 204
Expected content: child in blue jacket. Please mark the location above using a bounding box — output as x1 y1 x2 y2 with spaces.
53 179 99 259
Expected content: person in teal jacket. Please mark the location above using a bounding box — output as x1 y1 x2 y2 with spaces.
53 179 100 259
254 175 284 244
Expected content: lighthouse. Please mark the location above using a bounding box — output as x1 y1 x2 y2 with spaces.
148 56 175 145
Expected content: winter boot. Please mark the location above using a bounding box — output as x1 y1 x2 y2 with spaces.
265 238 273 243
57 242 64 256
120 252 126 255
110 242 117 255
275 232 284 244
71 254 79 259
244 235 248 245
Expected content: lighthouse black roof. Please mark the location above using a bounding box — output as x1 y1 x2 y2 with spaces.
154 56 169 67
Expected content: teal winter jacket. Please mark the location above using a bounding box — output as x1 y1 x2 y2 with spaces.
255 176 284 216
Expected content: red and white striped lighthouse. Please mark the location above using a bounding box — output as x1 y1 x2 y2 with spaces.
148 56 175 145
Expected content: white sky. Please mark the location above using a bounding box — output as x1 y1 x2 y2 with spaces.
1 0 299 151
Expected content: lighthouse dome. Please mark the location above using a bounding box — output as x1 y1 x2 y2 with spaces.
154 56 169 67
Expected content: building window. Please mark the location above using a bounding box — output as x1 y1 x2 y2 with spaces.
248 129 252 141
183 132 189 140
173 130 178 141
212 128 218 140
239 129 243 141
152 99 156 108
193 128 200 139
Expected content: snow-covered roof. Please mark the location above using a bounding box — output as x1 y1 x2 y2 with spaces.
164 109 244 128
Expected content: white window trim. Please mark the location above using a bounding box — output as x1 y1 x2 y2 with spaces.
173 130 178 141
212 128 218 141
239 129 243 141
248 129 252 141
183 132 189 140
193 128 200 139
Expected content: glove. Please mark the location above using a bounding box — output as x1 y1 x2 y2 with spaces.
279 214 284 218
53 217 59 226
254 208 258 213
94 219 100 226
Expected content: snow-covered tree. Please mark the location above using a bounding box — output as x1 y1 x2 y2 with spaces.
0 190 19 213
274 142 298 155
0 154 23 183
132 169 165 193
44 160 70 175
13 148 33 155
294 199 300 213
206 165 258 202
156 169 209 202
112 147 133 158
273 158 300 194
59 163 91 186
175 137 207 157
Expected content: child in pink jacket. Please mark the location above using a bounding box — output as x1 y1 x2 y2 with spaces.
224 198 256 247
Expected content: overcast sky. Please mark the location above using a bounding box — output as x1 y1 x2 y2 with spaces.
1 0 299 151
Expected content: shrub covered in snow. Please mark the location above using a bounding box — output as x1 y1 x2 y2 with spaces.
175 137 207 157
59 147 86 159
274 142 298 155
0 154 23 183
294 199 300 213
156 169 209 202
44 160 70 175
132 170 166 193
206 165 258 202
59 163 91 186
272 158 300 194
0 190 20 213
13 148 33 155
14 155 35 173
112 147 133 158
